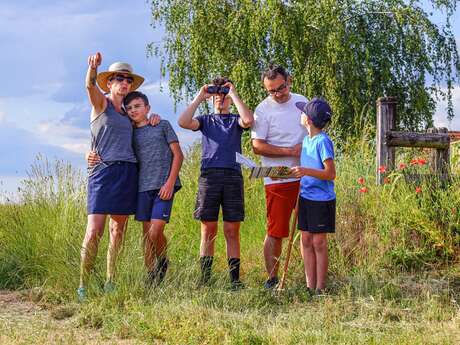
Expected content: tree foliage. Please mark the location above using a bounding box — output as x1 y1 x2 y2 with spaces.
148 0 459 136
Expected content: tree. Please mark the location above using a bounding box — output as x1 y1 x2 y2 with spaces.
148 0 459 137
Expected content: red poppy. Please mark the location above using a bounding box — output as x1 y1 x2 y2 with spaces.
417 158 427 165
415 187 422 194
359 187 368 193
384 177 391 184
398 163 406 170
378 166 386 173
410 159 418 166
357 177 365 185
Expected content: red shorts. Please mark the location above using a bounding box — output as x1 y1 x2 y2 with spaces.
264 181 300 238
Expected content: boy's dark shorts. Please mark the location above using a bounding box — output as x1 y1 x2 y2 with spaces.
194 168 244 222
297 196 336 233
135 187 180 222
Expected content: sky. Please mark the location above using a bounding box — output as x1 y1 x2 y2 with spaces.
0 0 459 199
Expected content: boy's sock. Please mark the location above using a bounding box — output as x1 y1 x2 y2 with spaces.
228 257 241 283
228 258 244 290
156 256 169 283
199 256 213 284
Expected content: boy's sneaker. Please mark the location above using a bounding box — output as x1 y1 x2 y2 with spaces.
103 281 116 293
263 276 279 290
76 287 86 302
315 288 327 297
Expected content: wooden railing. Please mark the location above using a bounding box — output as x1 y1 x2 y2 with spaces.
376 97 452 184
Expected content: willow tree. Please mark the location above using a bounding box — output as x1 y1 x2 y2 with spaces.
148 0 459 137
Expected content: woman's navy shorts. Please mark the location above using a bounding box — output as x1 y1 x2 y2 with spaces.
87 161 138 215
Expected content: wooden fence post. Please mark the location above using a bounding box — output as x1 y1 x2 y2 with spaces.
376 97 397 184
428 127 450 181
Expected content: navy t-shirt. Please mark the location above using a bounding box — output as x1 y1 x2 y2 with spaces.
194 113 244 172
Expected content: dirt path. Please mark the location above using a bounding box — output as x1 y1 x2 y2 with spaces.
0 290 143 345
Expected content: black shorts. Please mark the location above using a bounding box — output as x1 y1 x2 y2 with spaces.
194 168 244 222
297 197 336 233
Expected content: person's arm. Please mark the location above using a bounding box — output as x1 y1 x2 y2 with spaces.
224 82 254 128
178 85 210 130
158 142 184 200
252 139 301 158
86 52 107 116
290 158 336 180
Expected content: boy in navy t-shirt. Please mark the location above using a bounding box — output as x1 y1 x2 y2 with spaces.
178 77 254 289
290 98 336 294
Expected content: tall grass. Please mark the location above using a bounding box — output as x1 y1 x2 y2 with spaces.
0 134 459 344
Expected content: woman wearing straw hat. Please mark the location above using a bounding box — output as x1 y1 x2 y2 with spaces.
77 52 145 301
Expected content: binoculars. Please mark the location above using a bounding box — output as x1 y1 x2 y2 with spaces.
206 85 230 95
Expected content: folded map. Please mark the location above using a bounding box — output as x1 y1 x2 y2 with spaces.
235 153 294 179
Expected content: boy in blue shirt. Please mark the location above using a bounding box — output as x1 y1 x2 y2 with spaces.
290 98 336 294
178 77 254 289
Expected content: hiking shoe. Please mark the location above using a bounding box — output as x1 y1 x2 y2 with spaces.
76 287 86 302
230 280 245 291
103 281 116 293
263 276 279 290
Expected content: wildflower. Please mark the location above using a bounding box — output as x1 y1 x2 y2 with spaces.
415 187 422 194
357 177 365 185
359 187 368 193
410 159 418 166
417 158 427 165
383 177 391 184
378 165 386 173
398 163 406 170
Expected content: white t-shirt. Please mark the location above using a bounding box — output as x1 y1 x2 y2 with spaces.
251 93 308 185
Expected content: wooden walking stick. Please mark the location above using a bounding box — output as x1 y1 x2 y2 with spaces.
277 195 300 292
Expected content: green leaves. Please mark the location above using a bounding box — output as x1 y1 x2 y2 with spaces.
149 0 459 137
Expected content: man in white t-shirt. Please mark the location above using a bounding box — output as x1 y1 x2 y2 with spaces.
251 64 308 289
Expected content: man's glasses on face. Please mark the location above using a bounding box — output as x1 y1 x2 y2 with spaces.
110 74 134 84
267 81 288 95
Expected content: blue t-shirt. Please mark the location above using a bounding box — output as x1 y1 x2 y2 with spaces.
300 132 335 201
194 113 243 172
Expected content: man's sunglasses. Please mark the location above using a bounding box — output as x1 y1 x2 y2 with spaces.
267 82 287 95
110 75 134 84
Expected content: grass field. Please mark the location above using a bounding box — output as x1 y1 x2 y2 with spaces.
0 132 459 344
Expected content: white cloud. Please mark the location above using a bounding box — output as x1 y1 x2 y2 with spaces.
37 120 89 154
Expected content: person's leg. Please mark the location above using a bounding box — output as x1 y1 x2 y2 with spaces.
263 182 299 286
147 219 168 257
301 231 316 289
263 234 283 279
223 221 241 286
199 221 218 283
106 215 129 284
312 233 328 290
142 221 155 272
223 221 240 259
80 214 107 288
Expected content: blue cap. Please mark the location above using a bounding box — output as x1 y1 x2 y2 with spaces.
295 97 332 128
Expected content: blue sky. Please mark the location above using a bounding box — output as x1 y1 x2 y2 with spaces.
0 0 459 198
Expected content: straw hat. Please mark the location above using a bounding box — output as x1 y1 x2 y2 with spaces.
96 62 144 92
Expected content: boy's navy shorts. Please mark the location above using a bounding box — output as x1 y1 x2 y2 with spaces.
193 168 244 222
135 188 180 222
297 196 336 233
87 161 138 215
